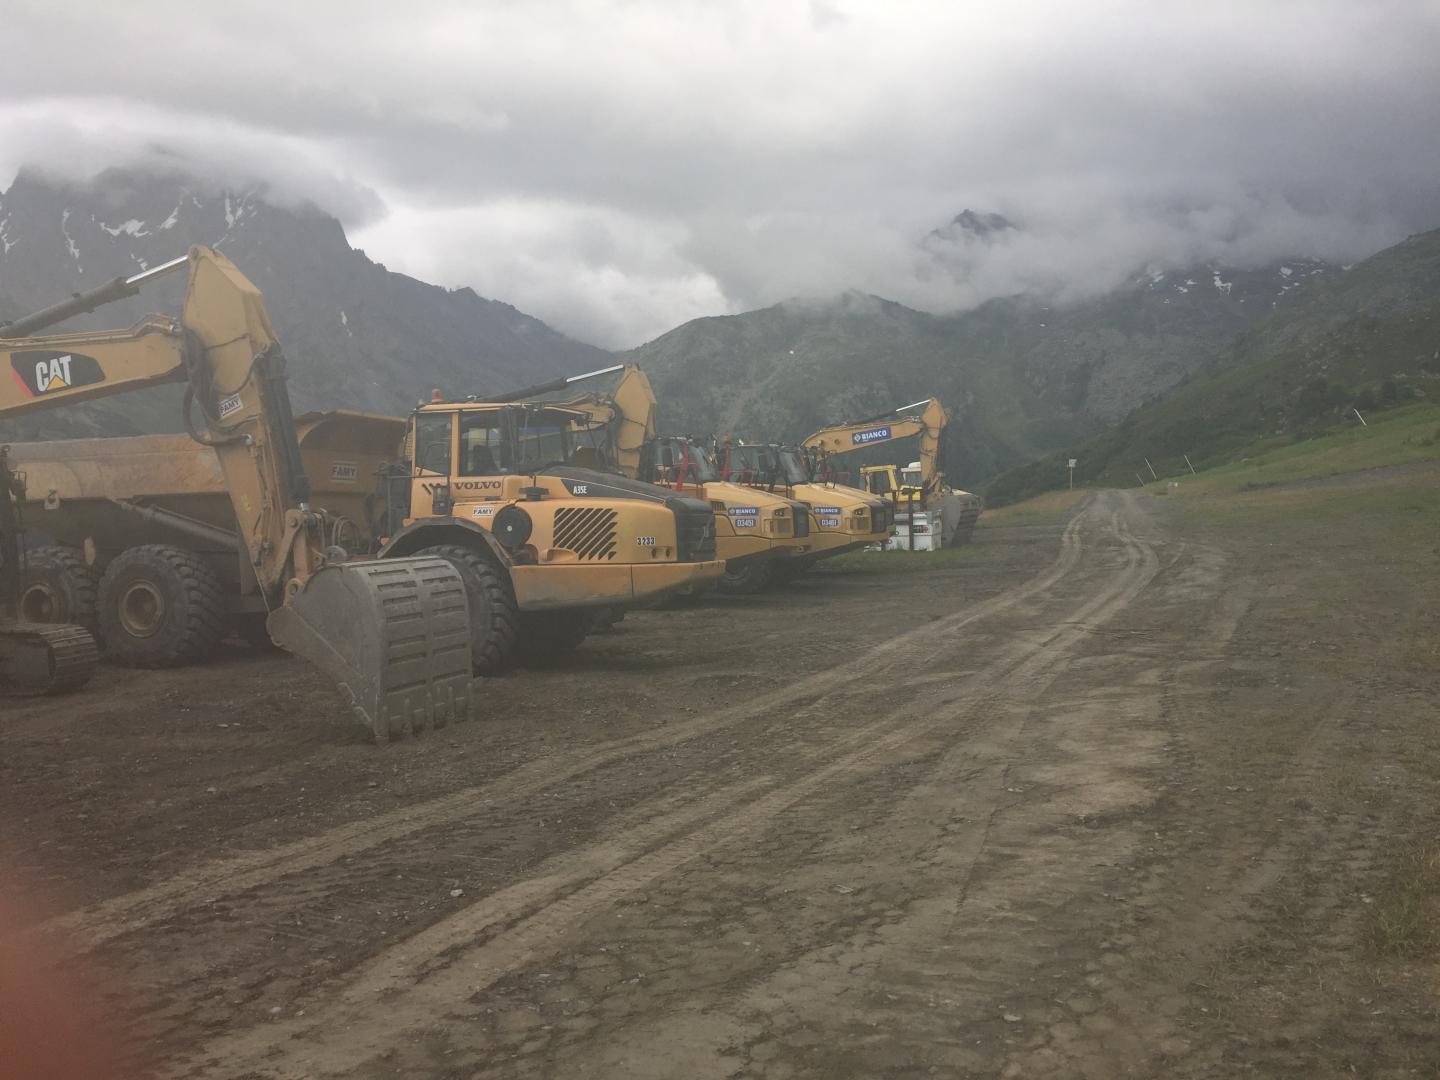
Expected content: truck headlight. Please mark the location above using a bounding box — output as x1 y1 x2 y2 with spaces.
493 506 533 547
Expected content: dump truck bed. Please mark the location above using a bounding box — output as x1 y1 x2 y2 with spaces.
7 411 405 590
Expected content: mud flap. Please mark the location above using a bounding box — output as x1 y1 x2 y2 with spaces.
266 556 478 741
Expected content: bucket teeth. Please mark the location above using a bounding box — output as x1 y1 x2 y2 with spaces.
267 556 479 740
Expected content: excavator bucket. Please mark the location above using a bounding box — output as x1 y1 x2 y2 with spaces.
266 556 478 740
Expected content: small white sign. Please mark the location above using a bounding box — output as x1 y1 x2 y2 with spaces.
1068 458 1078 468
219 393 244 419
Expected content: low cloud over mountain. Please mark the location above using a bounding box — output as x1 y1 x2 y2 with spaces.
2 2 1437 347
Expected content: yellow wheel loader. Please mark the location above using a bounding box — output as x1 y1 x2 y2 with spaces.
801 397 982 548
525 364 815 595
0 248 474 738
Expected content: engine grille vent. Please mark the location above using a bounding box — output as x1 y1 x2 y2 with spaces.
788 501 811 538
675 507 717 562
553 506 618 560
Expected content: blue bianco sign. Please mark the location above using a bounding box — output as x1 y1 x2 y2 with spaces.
851 426 892 446
727 506 760 516
814 506 841 515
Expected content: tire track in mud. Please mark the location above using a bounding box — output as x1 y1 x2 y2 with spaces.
38 500 1097 951
992 547 1384 1079
182 493 1160 1079
524 497 1169 1078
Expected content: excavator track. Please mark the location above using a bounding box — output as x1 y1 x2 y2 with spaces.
0 621 100 695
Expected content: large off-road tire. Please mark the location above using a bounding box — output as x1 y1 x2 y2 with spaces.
717 556 776 595
18 546 99 629
418 543 519 675
512 610 591 668
97 545 225 668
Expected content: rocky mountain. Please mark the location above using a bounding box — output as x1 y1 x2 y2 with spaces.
921 208 1019 250
626 249 1337 487
0 169 607 440
986 227 1440 503
2 172 1371 493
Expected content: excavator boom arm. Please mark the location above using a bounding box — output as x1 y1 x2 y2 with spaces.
548 364 658 477
1 246 474 736
801 397 948 496
2 249 309 594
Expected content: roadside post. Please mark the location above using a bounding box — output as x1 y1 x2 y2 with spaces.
1068 458 1077 489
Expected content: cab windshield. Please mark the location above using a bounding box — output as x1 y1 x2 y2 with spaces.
775 448 812 485
723 444 777 485
456 407 576 475
654 438 719 484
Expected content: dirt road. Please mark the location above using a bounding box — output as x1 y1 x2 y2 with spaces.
4 487 1436 1078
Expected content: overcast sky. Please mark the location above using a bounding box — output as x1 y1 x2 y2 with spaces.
2 0 1438 347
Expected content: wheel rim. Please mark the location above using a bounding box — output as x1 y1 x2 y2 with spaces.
117 581 165 638
19 583 60 622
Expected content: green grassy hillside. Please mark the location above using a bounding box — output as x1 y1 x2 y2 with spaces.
986 230 1440 504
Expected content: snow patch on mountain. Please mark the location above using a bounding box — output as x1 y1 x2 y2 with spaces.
100 218 151 238
60 209 81 269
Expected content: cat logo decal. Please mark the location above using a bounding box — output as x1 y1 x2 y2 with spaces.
9 350 106 397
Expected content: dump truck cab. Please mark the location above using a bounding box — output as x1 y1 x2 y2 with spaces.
721 443 893 567
381 399 723 669
648 435 812 593
859 462 920 500
492 363 813 595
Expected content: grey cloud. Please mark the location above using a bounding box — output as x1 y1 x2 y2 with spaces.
2 1 1438 347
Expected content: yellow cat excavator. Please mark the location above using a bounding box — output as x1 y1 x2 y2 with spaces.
802 397 982 548
0 248 474 738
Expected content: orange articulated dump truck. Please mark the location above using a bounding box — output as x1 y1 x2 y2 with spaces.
374 380 724 668
717 441 895 580
534 364 816 594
